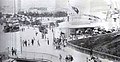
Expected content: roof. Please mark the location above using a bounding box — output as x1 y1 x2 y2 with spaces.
58 21 102 29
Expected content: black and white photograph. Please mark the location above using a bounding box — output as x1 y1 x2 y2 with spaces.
0 0 120 62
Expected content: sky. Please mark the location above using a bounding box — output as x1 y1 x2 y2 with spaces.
0 0 14 13
21 0 56 11
0 0 120 14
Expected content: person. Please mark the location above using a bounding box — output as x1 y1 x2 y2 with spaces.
90 49 93 56
64 39 67 47
37 40 40 46
112 8 119 22
94 57 102 62
112 14 118 22
86 57 88 62
91 56 95 60
59 54 62 62
7 47 9 54
14 48 17 56
47 38 49 45
60 31 64 36
11 47 14 56
0 55 2 62
65 55 69 62
24 40 27 47
52 28 53 32
69 55 73 62
44 34 46 39
58 38 61 45
23 40 25 47
65 55 74 62
31 39 34 45
28 40 30 46
22 28 24 31
42 33 44 39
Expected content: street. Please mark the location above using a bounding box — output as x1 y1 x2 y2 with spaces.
0 24 112 62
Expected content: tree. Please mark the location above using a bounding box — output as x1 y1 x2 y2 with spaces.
39 12 53 17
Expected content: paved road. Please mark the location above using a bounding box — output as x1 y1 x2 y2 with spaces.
0 25 113 62
19 26 112 62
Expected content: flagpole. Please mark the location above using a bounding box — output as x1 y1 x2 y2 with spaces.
67 0 70 42
14 0 16 14
67 0 70 22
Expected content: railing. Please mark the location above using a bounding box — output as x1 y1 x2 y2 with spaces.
9 51 66 62
67 41 120 61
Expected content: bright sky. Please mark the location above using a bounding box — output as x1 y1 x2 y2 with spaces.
21 0 55 11
0 0 120 14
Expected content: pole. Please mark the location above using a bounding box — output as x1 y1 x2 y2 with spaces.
18 0 21 12
20 37 22 54
14 0 16 14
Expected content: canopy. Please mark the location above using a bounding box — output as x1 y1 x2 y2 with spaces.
58 21 102 29
58 21 71 28
69 23 100 28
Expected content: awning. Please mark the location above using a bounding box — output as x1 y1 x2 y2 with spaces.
58 21 71 28
69 21 103 28
58 21 104 29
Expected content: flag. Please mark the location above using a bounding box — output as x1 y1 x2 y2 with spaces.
72 6 79 14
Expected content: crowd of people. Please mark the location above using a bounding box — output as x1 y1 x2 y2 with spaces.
20 27 50 48
69 27 116 41
86 56 101 62
22 37 36 47
70 29 117 49
53 31 67 49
